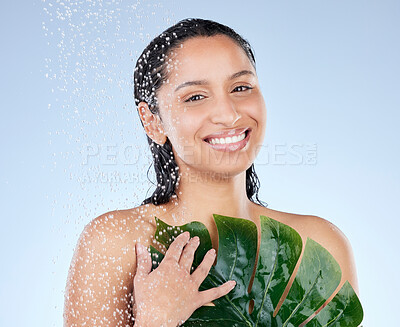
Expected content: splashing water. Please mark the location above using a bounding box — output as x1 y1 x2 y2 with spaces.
42 0 179 325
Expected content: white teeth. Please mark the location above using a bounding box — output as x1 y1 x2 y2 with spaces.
208 131 246 145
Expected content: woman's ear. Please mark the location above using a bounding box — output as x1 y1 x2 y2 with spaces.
137 102 167 145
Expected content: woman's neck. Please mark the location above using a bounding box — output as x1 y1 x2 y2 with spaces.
158 168 256 227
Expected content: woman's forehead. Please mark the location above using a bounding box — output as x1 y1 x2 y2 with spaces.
163 35 255 87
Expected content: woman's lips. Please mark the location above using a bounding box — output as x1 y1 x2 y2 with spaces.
203 129 251 152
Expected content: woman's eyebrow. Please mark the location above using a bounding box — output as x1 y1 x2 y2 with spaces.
174 80 208 93
174 70 255 93
229 70 255 80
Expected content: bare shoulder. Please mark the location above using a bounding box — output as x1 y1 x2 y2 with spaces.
72 207 156 268
257 207 351 247
256 206 359 293
81 206 157 247
64 206 157 326
69 205 158 285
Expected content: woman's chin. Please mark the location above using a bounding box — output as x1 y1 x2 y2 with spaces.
188 162 254 180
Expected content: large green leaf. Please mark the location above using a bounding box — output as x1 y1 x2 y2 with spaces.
149 214 363 326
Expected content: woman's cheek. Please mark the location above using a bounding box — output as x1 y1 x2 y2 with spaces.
244 92 266 113
167 111 198 147
180 105 208 130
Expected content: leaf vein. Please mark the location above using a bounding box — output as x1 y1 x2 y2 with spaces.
255 234 280 326
282 269 321 326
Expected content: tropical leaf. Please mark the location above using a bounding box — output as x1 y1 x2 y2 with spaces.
149 214 363 327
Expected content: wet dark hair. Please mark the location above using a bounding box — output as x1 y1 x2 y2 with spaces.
134 18 267 207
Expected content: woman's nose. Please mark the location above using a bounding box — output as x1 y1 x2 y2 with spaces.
210 94 242 126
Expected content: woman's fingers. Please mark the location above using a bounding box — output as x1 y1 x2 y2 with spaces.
191 248 216 285
179 236 200 272
164 231 191 262
198 280 236 306
135 243 152 277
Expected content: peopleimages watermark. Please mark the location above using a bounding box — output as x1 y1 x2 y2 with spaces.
81 142 318 167
254 143 317 166
82 143 143 166
77 170 144 184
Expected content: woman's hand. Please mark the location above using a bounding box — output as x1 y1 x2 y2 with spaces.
132 231 236 327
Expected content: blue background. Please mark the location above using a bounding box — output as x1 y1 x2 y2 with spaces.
1 0 399 325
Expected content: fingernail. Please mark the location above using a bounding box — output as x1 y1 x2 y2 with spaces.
209 249 216 256
136 243 143 255
192 236 200 243
229 280 236 288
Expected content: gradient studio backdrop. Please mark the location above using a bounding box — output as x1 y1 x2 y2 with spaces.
1 0 399 326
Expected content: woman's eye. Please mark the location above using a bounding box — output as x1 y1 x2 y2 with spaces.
185 94 204 102
233 85 253 92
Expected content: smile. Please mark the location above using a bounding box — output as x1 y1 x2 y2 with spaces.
203 128 251 152
208 132 246 145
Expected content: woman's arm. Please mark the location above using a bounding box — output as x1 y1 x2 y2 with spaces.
64 212 137 326
64 211 236 326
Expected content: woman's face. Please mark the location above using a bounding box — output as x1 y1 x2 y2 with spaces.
156 35 267 177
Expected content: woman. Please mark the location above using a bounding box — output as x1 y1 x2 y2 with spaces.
64 18 359 326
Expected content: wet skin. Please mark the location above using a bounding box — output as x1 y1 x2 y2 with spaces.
64 35 359 326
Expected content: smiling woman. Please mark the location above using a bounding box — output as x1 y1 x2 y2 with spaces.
64 18 359 327
134 19 267 208
143 34 267 188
